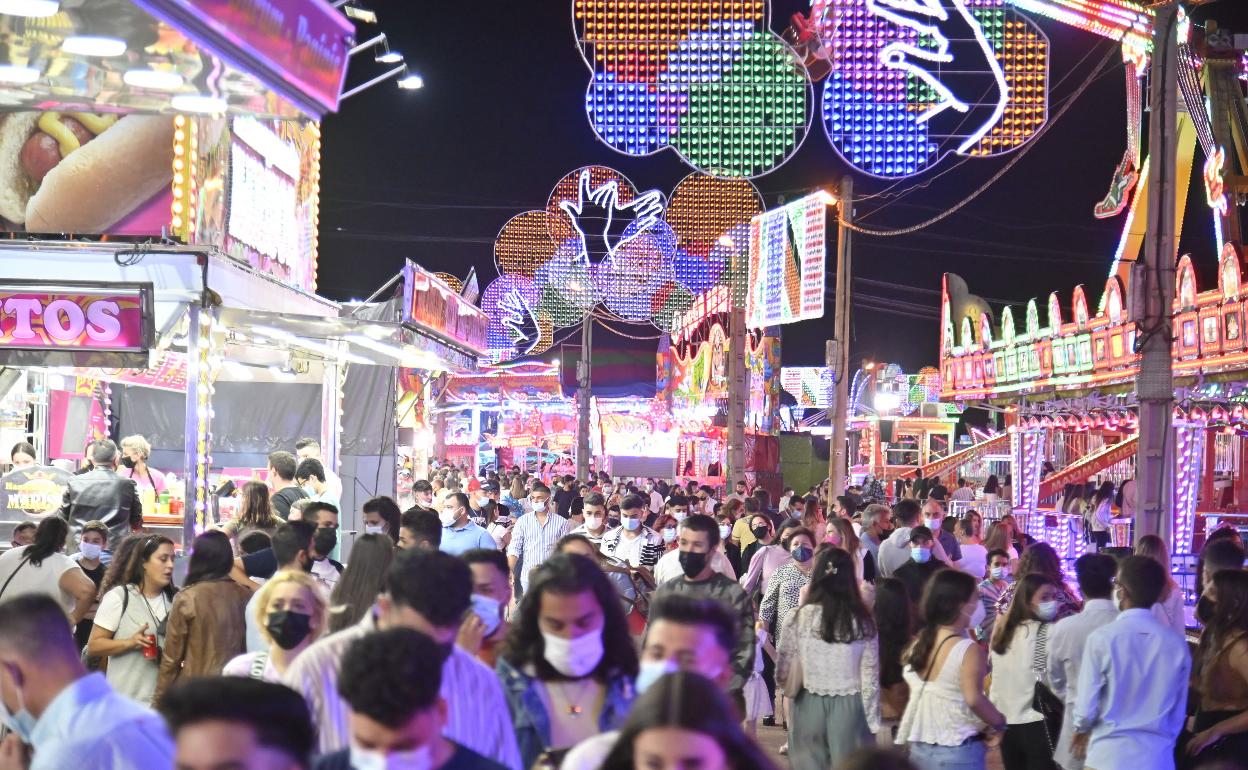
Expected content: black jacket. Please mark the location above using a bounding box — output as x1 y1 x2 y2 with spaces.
59 467 142 549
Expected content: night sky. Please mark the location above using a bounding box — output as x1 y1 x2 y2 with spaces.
317 0 1248 374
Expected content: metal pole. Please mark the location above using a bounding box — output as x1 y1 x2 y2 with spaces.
726 305 747 489
1134 1 1179 544
576 315 593 480
829 176 853 497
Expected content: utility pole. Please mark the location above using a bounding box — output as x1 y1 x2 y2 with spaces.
1133 1 1178 543
576 314 593 480
829 176 853 496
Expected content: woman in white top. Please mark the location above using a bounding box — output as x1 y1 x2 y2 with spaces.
896 569 1006 770
988 573 1061 770
1087 480 1115 551
1135 534 1186 635
224 569 327 682
88 535 177 706
777 547 879 769
0 517 95 623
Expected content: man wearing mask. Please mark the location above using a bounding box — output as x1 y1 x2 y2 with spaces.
599 495 663 571
267 451 307 520
976 549 1013 642
569 493 609 546
58 439 143 551
295 437 343 503
727 480 749 504
284 550 521 769
858 504 892 562
0 594 173 770
652 514 754 715
644 480 663 516
313 628 507 770
457 550 512 668
303 502 345 591
560 595 737 770
506 483 571 597
893 527 945 615
1047 554 1118 770
407 480 437 515
439 493 496 556
877 499 951 577
922 499 961 562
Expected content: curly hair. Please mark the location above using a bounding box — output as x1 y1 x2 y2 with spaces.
501 553 638 681
338 627 447 728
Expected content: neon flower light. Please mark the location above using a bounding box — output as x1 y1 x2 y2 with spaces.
823 0 1050 177
572 0 813 179
483 166 763 363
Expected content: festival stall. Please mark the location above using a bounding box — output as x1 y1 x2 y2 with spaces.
0 0 359 546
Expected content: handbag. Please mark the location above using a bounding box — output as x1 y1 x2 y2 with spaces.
1031 623 1064 753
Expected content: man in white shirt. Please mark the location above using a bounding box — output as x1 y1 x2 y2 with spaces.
950 477 977 502
599 495 663 569
569 493 610 545
1048 553 1118 770
1071 556 1189 770
295 438 343 503
953 518 988 579
877 499 951 577
506 483 572 595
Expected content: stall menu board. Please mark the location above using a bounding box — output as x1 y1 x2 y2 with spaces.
0 283 153 358
0 466 71 519
403 263 489 356
746 192 828 328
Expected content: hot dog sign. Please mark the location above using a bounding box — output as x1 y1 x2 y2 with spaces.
0 282 154 356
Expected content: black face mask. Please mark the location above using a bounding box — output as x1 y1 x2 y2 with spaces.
265 610 313 650
678 550 708 579
751 526 769 540
120 456 136 469
313 528 337 560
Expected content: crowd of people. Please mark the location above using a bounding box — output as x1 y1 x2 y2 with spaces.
0 449 1245 770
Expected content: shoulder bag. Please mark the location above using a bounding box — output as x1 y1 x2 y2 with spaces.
1031 623 1064 753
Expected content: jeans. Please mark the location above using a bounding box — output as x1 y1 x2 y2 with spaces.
908 740 987 770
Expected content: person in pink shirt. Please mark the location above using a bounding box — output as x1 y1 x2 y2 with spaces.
120 435 166 495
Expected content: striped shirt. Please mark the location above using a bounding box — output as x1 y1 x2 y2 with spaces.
506 511 573 591
282 612 522 770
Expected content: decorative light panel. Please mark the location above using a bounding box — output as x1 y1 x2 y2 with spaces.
746 191 829 328
822 0 1049 177
483 166 762 363
572 0 813 179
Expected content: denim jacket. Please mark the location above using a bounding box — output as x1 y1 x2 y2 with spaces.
495 658 635 770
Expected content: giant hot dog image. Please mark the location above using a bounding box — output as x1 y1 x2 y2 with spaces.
0 111 174 233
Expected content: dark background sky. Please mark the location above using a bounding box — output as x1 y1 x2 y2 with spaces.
317 0 1248 374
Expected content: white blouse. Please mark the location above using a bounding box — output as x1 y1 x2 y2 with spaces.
896 637 986 747
988 619 1046 725
777 604 880 733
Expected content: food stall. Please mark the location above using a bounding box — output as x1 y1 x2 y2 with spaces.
0 0 360 546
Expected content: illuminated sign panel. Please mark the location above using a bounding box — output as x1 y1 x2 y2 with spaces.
746 192 827 328
403 264 489 356
782 366 833 408
0 281 154 366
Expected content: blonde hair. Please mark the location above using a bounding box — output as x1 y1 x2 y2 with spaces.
120 435 152 460
254 569 328 645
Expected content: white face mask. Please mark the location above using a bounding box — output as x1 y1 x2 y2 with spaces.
541 629 604 678
718 524 731 539
350 744 433 770
0 664 35 744
78 542 103 560
583 515 604 531
439 508 460 527
364 524 384 535
531 500 547 513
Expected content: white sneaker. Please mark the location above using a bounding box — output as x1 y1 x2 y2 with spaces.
778 743 788 755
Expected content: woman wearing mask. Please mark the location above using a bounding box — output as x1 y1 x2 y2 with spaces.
88 535 177 705
827 517 875 585
223 569 327 682
994 542 1080 623
326 534 395 633
361 496 402 546
652 513 680 552
1185 570 1248 765
154 531 253 703
497 553 638 770
760 526 817 754
1135 534 1186 635
777 547 879 768
989 573 1061 770
896 570 1007 769
119 434 166 496
221 482 283 549
600 672 780 770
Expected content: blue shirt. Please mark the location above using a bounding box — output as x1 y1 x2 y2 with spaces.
29 673 173 770
1072 608 1189 770
441 521 498 556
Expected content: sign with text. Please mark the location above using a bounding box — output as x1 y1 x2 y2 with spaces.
403 263 488 357
133 0 354 116
0 466 72 520
0 282 154 366
746 192 828 328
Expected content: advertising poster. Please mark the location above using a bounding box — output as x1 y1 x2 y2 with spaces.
0 112 174 236
0 466 71 520
746 192 827 328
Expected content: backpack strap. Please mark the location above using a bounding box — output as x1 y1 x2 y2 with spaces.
1032 622 1050 680
250 652 269 680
